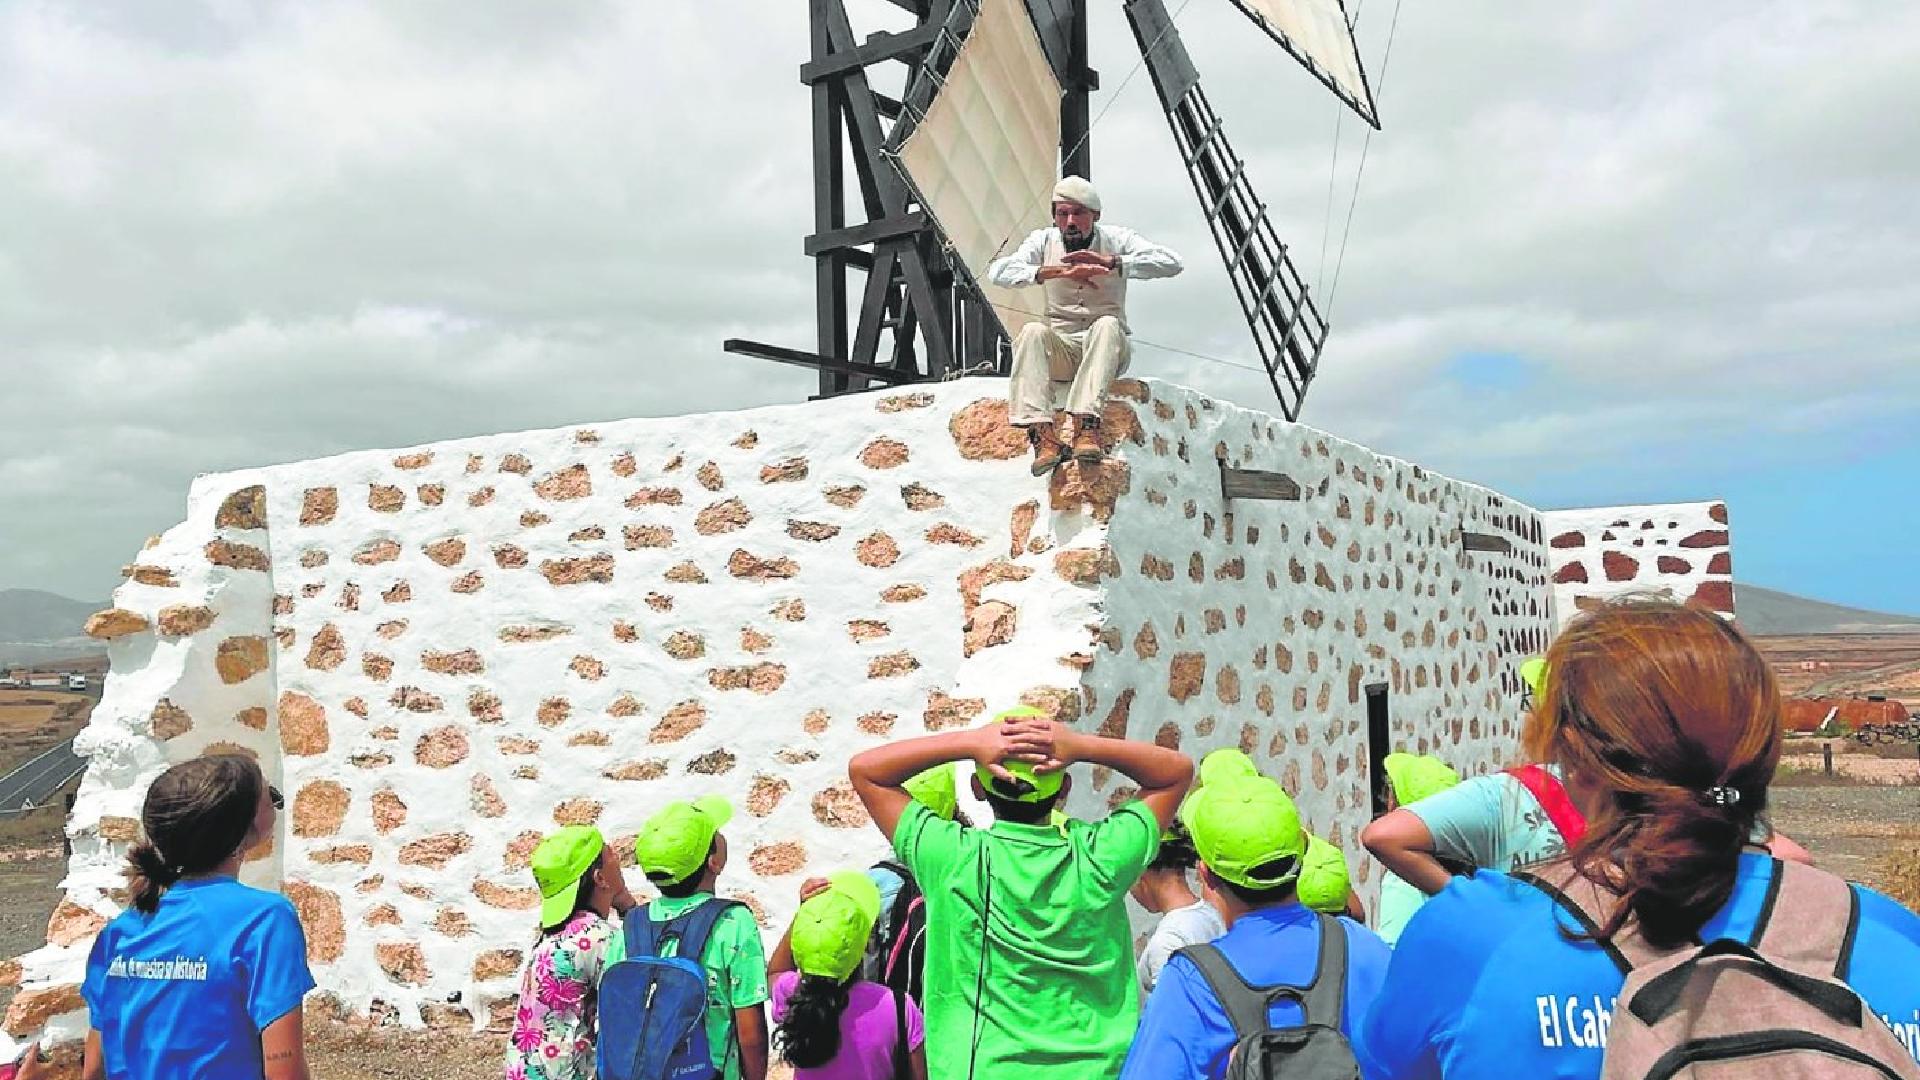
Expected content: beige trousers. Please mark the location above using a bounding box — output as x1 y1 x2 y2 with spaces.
1007 315 1131 426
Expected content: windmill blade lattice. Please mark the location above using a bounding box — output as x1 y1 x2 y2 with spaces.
1126 0 1329 420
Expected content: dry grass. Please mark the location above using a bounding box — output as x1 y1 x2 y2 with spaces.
1876 848 1920 914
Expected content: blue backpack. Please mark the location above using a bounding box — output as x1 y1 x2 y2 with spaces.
598 899 740 1080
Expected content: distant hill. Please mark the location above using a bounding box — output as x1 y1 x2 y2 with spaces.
0 588 101 668
1736 584 1920 637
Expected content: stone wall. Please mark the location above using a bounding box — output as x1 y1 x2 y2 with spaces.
1 377 1709 1052
1539 501 1734 623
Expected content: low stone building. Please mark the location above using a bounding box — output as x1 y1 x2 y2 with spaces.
0 377 1733 1048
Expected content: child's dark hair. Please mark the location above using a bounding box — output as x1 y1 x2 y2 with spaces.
980 776 1060 825
1212 857 1301 907
1147 820 1200 872
773 974 852 1069
127 754 265 915
652 838 720 898
540 875 599 940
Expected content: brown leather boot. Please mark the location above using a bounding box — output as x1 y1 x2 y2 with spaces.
1071 415 1104 463
1026 423 1068 476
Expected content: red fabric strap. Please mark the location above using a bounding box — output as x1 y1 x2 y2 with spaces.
1506 764 1587 846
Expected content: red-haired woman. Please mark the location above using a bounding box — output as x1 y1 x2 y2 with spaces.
1358 598 1920 1080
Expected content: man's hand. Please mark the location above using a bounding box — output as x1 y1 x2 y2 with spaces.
798 877 833 902
1061 249 1117 270
1037 262 1112 284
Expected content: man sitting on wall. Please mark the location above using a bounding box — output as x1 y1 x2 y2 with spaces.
987 176 1184 475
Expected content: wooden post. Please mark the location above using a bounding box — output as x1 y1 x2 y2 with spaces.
1823 742 1833 777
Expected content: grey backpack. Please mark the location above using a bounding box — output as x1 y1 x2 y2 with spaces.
1177 914 1360 1080
1518 859 1920 1080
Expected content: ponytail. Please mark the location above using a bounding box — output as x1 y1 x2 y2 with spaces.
1524 597 1782 951
127 841 182 915
773 974 851 1069
123 755 267 914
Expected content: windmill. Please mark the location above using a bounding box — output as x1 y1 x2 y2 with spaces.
723 0 1378 421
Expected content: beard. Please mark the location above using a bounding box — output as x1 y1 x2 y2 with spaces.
1061 227 1095 253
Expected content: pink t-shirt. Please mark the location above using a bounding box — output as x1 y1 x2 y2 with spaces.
770 971 924 1080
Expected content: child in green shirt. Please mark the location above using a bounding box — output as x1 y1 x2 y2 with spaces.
847 707 1193 1080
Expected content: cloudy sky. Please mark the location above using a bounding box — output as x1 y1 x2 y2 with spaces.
2 0 1916 614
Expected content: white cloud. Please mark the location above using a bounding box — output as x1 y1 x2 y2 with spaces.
1 0 1916 600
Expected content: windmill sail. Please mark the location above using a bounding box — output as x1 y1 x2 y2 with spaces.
891 0 1063 344
1226 0 1377 127
1126 0 1330 420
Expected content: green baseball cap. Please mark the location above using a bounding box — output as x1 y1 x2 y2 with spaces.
1297 833 1351 914
1198 747 1262 787
1383 753 1461 807
1519 656 1549 698
1183 774 1305 890
635 795 733 885
904 765 958 821
531 825 605 929
973 707 1064 803
791 870 883 981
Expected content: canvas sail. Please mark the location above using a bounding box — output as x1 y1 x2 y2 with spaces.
1225 0 1377 127
894 0 1062 340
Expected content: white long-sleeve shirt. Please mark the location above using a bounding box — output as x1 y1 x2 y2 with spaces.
986 224 1183 335
986 224 1185 288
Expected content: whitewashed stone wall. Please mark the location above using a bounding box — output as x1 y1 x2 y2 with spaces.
1540 501 1734 625
4 378 1706 1052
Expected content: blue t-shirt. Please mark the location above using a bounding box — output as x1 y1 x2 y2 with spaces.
1120 903 1391 1080
82 877 316 1080
1356 854 1920 1080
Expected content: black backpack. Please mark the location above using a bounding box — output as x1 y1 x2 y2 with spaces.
1177 914 1362 1080
863 860 928 1003
861 861 926 1080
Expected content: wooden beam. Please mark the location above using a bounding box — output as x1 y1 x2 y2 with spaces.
1461 531 1513 554
723 339 920 386
804 213 927 256
1219 464 1301 502
800 24 943 84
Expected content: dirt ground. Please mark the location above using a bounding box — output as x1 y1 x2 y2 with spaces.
4 781 1915 1080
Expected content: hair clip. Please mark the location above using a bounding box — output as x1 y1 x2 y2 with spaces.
1703 786 1741 807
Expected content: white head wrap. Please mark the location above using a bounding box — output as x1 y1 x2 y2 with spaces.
1052 176 1101 213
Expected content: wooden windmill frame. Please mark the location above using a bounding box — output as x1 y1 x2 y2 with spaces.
724 0 1376 420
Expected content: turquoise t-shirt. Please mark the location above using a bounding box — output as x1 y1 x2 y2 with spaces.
1406 769 1569 874
1373 871 1428 947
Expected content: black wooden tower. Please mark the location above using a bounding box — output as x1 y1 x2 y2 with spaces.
724 0 1095 398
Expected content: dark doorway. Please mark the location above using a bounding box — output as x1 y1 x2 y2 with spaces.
1366 682 1391 818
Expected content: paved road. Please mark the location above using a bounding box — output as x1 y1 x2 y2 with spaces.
0 737 83 813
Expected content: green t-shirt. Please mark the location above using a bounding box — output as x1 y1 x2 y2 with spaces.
601 893 769 1080
893 799 1159 1080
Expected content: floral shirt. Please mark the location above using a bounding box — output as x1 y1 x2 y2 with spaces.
506 910 616 1080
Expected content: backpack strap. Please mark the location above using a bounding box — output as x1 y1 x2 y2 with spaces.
1749 859 1860 978
621 901 659 959
1296 914 1349 1031
664 897 742 964
1176 943 1272 1042
890 986 911 1080
1505 765 1588 846
1512 863 1668 973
